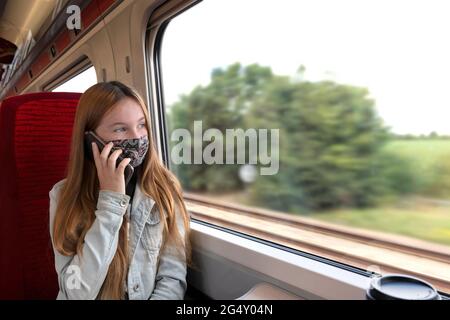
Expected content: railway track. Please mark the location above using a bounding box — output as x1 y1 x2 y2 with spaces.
185 193 450 293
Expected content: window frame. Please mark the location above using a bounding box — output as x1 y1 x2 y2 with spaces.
145 0 450 297
146 0 374 274
43 56 94 92
145 0 201 167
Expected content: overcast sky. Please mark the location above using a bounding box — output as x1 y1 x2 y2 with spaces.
55 0 450 135
161 0 450 135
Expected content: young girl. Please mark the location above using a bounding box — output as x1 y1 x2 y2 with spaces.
49 81 191 300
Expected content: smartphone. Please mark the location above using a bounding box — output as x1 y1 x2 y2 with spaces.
84 131 134 186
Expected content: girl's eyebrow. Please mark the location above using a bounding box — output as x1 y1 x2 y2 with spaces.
109 117 145 127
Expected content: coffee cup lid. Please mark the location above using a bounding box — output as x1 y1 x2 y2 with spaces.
367 274 440 300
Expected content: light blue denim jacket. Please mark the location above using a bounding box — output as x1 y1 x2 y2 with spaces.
48 177 187 300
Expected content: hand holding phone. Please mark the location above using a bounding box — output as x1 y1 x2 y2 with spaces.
84 131 134 193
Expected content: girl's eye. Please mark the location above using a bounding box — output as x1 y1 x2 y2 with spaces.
138 123 146 129
114 127 126 133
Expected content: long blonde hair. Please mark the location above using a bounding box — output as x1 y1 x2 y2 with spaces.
52 81 191 299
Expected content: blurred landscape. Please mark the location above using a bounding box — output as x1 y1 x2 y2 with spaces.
167 64 450 246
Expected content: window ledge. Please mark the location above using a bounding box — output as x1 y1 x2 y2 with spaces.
187 200 450 294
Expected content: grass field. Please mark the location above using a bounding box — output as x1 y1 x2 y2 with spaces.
196 139 450 246
319 139 450 245
312 201 450 245
201 191 450 246
383 139 450 169
382 139 450 198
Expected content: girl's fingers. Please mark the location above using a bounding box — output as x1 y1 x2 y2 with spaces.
108 149 123 169
117 158 132 174
100 142 114 162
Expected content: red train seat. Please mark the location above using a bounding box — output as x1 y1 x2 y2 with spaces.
0 92 81 299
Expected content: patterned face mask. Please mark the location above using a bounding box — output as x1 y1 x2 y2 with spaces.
110 135 149 168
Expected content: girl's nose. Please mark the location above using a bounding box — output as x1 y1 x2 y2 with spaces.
127 127 146 140
126 128 140 140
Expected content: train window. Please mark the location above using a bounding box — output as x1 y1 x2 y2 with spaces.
51 65 97 92
155 0 450 292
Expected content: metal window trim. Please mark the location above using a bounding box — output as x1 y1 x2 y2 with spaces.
42 55 93 91
190 220 371 300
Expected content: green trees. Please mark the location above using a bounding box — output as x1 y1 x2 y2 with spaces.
247 78 389 211
167 63 419 213
168 63 274 192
